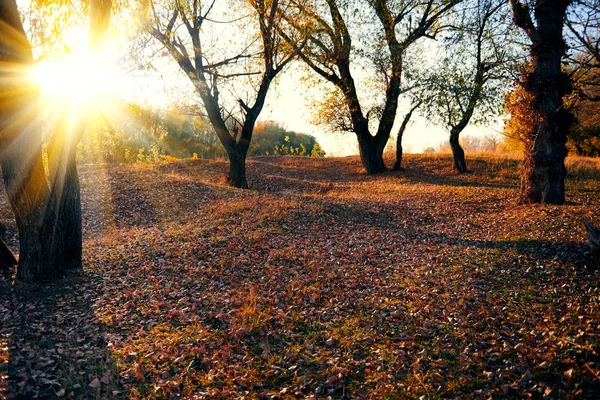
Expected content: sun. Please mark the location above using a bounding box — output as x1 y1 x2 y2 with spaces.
30 49 125 113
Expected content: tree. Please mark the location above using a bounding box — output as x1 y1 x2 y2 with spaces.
0 0 61 282
566 0 599 93
568 70 600 156
146 0 297 188
45 0 113 272
0 0 113 282
417 0 510 173
562 2 600 156
509 0 574 204
393 101 420 170
283 0 460 174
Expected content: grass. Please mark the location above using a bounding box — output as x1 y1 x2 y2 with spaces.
0 153 599 399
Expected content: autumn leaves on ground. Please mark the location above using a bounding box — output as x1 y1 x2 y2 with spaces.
1 154 599 399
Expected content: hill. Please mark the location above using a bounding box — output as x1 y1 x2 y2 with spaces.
1 154 599 398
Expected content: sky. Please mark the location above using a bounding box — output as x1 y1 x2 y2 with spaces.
19 0 507 157
122 55 506 157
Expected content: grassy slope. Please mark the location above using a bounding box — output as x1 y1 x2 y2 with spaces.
1 154 599 399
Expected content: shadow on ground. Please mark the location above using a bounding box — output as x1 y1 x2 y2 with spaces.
0 272 122 399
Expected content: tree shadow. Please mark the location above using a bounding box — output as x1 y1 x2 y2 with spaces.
1 272 123 399
426 233 595 268
393 163 519 190
107 169 159 228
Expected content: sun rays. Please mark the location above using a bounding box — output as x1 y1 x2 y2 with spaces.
30 46 125 112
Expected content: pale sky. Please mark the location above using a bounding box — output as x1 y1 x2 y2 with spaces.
19 0 506 157
123 59 505 157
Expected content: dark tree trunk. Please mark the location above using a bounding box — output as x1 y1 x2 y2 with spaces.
0 146 63 282
48 148 82 270
449 129 468 173
511 0 574 204
60 158 82 269
0 0 63 282
46 116 84 271
227 145 249 189
42 0 112 272
393 131 404 171
357 132 386 174
393 105 418 170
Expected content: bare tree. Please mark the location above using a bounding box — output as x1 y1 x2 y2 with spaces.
146 0 297 188
282 0 460 174
418 0 510 173
566 0 599 68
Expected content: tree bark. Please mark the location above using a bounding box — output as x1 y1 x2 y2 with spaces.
0 137 63 282
357 132 386 174
0 0 63 282
510 0 574 204
449 128 468 173
47 130 82 271
227 145 249 189
43 0 112 272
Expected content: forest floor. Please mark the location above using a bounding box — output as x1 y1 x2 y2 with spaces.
0 153 599 399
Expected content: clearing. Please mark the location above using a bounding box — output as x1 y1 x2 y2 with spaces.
1 154 599 399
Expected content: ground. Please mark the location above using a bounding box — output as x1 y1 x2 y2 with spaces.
0 154 599 399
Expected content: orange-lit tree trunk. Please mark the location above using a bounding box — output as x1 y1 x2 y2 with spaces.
0 0 63 282
510 0 574 204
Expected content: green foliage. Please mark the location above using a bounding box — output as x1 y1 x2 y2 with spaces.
78 103 225 164
415 0 517 130
78 107 324 163
249 122 325 157
568 70 600 157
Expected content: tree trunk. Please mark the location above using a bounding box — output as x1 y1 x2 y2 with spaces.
449 129 468 173
50 152 82 271
0 0 63 282
60 157 82 270
47 116 84 271
511 0 573 204
227 145 249 189
393 130 404 171
42 0 112 272
0 148 63 282
393 106 418 170
357 133 386 174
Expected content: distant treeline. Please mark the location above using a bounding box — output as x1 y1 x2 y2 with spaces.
77 104 325 164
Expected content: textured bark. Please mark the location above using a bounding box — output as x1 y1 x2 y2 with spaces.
510 0 574 204
44 0 112 271
47 125 83 271
227 146 249 189
0 0 63 282
0 136 62 282
393 131 404 171
357 133 386 174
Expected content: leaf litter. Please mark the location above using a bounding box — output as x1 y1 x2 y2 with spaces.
0 154 599 399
